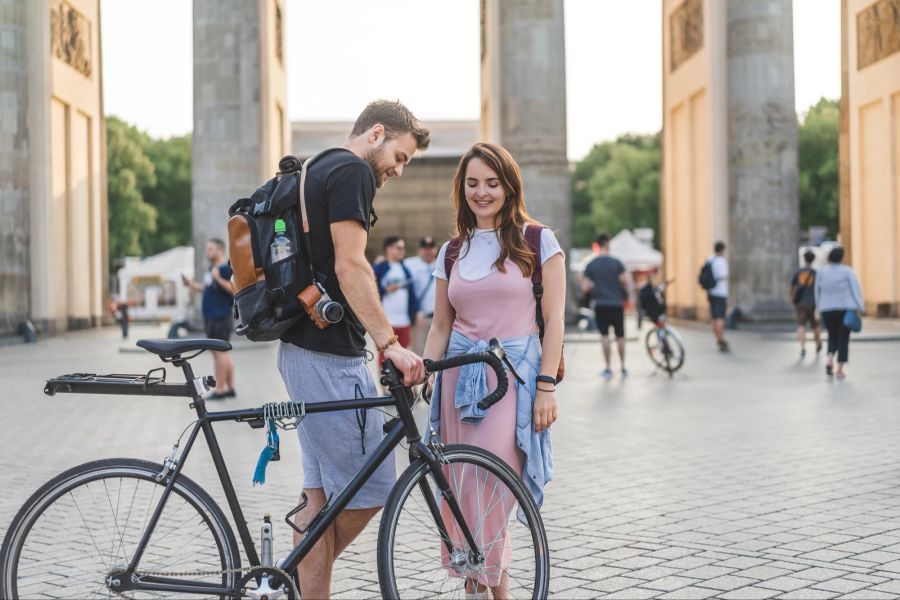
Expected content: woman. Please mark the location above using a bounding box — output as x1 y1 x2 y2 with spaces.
423 143 565 598
815 247 864 379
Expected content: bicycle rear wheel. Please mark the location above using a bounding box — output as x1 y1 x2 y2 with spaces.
377 444 549 599
0 458 240 599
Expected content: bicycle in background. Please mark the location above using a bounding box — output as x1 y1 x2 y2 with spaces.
639 280 686 377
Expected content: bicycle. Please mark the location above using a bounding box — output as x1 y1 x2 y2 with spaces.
0 337 549 599
639 280 686 377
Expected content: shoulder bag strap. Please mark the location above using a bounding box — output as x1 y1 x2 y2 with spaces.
524 225 545 339
445 236 463 278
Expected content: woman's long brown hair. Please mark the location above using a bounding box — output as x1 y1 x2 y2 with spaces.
451 142 539 277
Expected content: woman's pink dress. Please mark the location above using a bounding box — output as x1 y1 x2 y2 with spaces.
439 259 538 587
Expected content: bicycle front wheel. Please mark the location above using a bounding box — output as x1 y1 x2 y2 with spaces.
377 444 549 599
0 458 240 599
645 326 686 374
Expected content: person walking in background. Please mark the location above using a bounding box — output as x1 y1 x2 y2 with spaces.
406 236 438 354
183 238 236 399
109 294 130 339
372 236 419 362
790 250 822 358
815 247 864 379
582 233 633 379
707 241 730 352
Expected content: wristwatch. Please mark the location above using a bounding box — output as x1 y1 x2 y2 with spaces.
535 375 556 385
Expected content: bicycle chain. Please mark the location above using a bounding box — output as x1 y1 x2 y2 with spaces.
109 564 299 600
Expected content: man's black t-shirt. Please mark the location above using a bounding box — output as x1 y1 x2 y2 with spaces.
281 149 376 357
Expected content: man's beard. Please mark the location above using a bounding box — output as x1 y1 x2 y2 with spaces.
363 146 387 187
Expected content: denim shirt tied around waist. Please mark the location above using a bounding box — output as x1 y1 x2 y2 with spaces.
426 329 553 508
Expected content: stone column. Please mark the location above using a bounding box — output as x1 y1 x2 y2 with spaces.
726 0 799 319
0 0 32 335
480 0 571 251
192 0 287 280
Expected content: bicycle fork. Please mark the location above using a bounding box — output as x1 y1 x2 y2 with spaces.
410 441 485 566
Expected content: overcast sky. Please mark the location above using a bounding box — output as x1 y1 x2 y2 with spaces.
101 0 840 160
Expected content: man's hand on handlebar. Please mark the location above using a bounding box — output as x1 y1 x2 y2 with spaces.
383 344 425 386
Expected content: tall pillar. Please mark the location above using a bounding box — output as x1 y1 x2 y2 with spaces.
0 0 106 336
662 0 798 321
192 0 288 277
480 0 571 251
726 0 799 319
0 0 32 335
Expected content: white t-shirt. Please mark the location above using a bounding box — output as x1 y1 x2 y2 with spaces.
379 261 411 327
709 254 729 298
434 227 565 281
405 256 437 316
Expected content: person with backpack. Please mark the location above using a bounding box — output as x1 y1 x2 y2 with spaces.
815 246 864 380
423 142 563 598
405 236 439 354
700 241 730 352
372 235 419 362
274 100 430 599
582 233 634 379
789 250 822 358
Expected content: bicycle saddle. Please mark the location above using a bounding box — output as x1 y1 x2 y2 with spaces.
136 338 232 358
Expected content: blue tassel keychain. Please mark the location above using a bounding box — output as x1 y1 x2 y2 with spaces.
252 419 280 486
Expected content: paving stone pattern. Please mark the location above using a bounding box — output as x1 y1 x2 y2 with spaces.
2 320 900 598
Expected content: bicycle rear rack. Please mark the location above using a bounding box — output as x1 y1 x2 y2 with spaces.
44 368 193 397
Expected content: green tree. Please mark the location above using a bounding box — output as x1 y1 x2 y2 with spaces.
571 133 660 247
106 116 157 258
797 98 839 239
143 134 192 255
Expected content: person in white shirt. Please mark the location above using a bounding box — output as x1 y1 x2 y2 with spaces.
405 236 439 354
372 236 418 361
707 241 730 352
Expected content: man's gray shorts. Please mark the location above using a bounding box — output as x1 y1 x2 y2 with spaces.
277 342 395 509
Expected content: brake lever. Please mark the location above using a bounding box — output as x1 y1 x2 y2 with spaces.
488 338 526 386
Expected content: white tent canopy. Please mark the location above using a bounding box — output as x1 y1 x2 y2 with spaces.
609 229 663 271
117 246 195 321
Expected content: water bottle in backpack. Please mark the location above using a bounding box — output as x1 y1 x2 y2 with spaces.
271 219 292 263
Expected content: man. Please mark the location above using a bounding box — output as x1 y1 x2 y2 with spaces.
373 236 419 360
790 250 822 358
277 100 429 599
582 233 633 379
707 241 730 352
182 239 236 398
405 236 438 354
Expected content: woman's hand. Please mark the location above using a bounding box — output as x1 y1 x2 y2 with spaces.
533 388 558 433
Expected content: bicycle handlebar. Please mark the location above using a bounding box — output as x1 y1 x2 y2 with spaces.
423 338 513 410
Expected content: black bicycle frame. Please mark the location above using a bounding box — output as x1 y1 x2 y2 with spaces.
112 357 479 597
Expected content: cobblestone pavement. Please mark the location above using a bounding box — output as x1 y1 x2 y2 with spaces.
2 319 900 598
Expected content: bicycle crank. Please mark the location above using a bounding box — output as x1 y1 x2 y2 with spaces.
235 566 299 600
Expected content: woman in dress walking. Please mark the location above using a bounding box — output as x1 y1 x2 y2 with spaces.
424 142 565 598
815 246 864 379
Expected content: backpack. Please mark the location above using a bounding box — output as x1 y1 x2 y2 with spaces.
227 153 324 341
792 268 815 305
698 260 717 290
445 225 565 384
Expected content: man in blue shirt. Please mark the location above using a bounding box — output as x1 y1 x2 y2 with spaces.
183 238 235 399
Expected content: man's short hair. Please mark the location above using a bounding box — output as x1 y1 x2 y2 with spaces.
803 250 816 264
350 100 431 151
828 246 845 264
714 241 726 253
419 236 436 248
595 233 611 247
208 238 225 250
383 235 404 251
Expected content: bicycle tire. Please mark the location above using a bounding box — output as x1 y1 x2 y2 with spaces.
645 326 686 374
0 458 240 599
377 444 550 599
